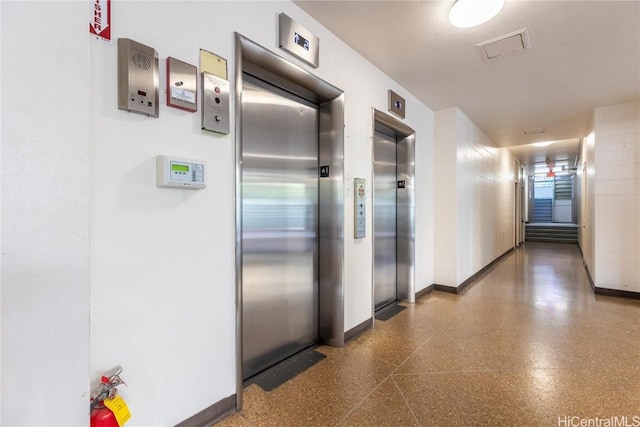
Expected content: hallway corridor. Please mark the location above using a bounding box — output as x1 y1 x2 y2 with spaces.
219 243 640 426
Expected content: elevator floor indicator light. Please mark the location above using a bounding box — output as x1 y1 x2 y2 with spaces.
279 13 319 68
294 32 310 51
388 90 406 119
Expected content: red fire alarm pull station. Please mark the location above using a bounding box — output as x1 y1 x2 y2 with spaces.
166 57 198 113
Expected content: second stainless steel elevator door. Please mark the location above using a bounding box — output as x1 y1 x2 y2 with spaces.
241 75 319 379
373 129 397 310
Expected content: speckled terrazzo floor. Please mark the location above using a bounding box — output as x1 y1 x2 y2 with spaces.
216 243 640 426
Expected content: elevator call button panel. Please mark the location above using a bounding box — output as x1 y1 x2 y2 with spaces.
156 155 206 189
354 178 366 239
202 72 230 134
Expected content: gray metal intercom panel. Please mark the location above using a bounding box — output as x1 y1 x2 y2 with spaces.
118 38 159 117
201 72 230 134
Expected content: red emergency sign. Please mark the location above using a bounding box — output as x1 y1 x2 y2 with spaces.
89 0 111 43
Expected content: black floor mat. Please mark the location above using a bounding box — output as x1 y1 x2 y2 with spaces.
247 347 326 392
375 303 406 321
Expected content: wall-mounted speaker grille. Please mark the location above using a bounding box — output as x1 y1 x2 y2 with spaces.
132 51 151 70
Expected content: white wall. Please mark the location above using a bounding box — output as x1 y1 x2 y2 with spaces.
414 106 435 295
87 1 434 425
523 173 530 223
434 108 515 287
515 160 525 245
578 129 596 275
593 100 640 292
433 109 458 286
576 139 584 251
0 0 3 418
457 109 514 283
1 1 91 425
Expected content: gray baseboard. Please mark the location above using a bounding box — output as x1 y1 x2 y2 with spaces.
594 287 640 300
415 284 434 300
433 283 457 294
175 394 236 427
344 317 373 343
584 261 595 292
582 255 639 300
433 247 515 295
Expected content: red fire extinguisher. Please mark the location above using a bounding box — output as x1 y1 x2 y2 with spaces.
90 366 130 427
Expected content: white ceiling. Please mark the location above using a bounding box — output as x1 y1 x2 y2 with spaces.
508 138 581 174
295 0 640 168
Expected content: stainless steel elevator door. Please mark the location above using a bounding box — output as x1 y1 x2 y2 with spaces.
241 75 319 379
373 129 397 310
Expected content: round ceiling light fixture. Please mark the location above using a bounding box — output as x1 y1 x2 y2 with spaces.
449 0 506 28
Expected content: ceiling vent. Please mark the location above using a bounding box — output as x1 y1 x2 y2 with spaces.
476 28 531 60
522 128 545 136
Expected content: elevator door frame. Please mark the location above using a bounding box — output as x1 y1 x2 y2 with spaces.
235 33 345 410
371 109 416 313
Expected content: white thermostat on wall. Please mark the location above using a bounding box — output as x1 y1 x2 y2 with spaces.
156 155 206 189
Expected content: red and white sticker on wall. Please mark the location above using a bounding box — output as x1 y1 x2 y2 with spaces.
89 0 111 44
